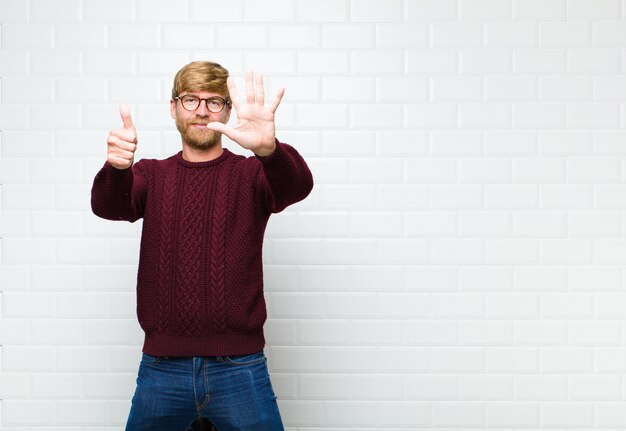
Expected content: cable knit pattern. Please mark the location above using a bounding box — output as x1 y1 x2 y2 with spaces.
210 162 229 334
91 141 313 356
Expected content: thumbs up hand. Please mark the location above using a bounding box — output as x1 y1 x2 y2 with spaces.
107 104 138 170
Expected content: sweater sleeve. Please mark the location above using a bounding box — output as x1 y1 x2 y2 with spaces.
90 161 147 222
256 140 314 213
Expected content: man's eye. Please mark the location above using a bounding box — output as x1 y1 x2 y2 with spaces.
208 100 221 107
184 97 199 103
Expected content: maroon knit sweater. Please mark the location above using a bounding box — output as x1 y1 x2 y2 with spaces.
91 141 313 356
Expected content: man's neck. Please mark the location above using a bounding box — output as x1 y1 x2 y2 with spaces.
181 142 224 162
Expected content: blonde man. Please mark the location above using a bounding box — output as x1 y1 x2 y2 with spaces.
92 61 313 431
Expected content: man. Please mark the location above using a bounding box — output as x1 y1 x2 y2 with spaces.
91 61 313 431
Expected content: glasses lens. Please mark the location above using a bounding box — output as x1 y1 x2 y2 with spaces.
207 98 224 113
181 95 200 110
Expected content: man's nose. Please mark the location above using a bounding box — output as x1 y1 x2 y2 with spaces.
195 100 210 116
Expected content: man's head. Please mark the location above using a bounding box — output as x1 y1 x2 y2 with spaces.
170 61 232 151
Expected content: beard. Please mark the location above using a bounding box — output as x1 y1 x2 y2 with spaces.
175 116 222 150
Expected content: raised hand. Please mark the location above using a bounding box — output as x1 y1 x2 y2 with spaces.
206 71 284 157
107 104 138 169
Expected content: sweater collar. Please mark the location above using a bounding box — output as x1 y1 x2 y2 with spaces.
174 148 232 168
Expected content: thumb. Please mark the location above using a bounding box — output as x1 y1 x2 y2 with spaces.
119 104 135 130
206 121 229 135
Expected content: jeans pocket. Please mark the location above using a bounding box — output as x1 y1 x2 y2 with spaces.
224 351 265 366
141 352 163 366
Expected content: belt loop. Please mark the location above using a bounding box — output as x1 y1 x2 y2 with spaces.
215 356 224 362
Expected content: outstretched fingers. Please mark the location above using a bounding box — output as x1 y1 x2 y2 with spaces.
254 72 265 105
268 87 285 114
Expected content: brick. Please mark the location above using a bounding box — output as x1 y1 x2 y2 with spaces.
513 157 564 183
485 22 537 48
432 402 484 426
30 0 80 22
216 25 266 48
430 185 484 209
406 0 458 22
460 375 512 399
515 212 566 237
487 402 539 427
539 130 591 155
353 375 403 399
486 347 539 372
350 211 403 236
542 239 593 264
299 374 349 399
109 25 161 49
458 211 512 235
30 104 81 130
377 23 428 47
513 0 565 19
55 25 106 48
485 76 537 101
2 400 56 425
58 400 110 425
542 347 593 372
31 374 83 398
345 267 399 293
190 0 242 21
137 51 190 76
406 321 457 345
570 265 620 292
597 402 626 427
405 157 456 183
296 0 347 21
30 51 81 75
594 22 626 47
432 23 483 47
433 293 485 318
351 50 404 75
405 211 455 235
513 103 565 129
569 48 620 73
163 25 216 48
351 104 402 129
407 49 458 75
432 77 483 102
136 0 189 22
109 78 162 102
485 185 537 210
461 49 513 75
0 51 28 75
2 78 54 103
514 321 567 345
515 49 566 74
83 0 134 21
487 293 538 318
540 184 592 209
279 400 324 426
568 157 621 183
325 401 378 426
0 158 28 183
406 103 458 129
431 130 481 155
2 24 53 49
539 22 592 47
269 347 323 372
569 375 622 400
243 0 295 21
569 321 621 345
297 320 349 345
514 266 567 292
0 0 29 21
569 212 621 236
461 103 512 128
0 104 28 129
459 158 512 183
485 130 537 156
541 402 594 427
569 0 621 19
378 238 430 264
459 321 513 346
515 375 567 399
270 25 319 48
350 0 403 22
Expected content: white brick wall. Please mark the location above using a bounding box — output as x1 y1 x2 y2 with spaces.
2 0 626 429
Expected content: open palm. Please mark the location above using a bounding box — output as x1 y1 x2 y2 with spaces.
206 71 284 157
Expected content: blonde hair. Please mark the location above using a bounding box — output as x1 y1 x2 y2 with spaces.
171 61 229 100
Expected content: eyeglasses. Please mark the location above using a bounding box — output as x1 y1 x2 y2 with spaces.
174 94 231 113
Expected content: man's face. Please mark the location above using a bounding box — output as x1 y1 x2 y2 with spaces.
170 90 231 151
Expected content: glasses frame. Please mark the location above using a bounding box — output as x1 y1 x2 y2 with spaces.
174 94 231 113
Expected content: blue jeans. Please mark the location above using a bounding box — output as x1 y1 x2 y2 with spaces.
125 351 284 431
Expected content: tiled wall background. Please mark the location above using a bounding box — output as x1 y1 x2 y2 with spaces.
2 0 626 429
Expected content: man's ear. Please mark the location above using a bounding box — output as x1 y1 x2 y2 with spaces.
170 99 176 119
